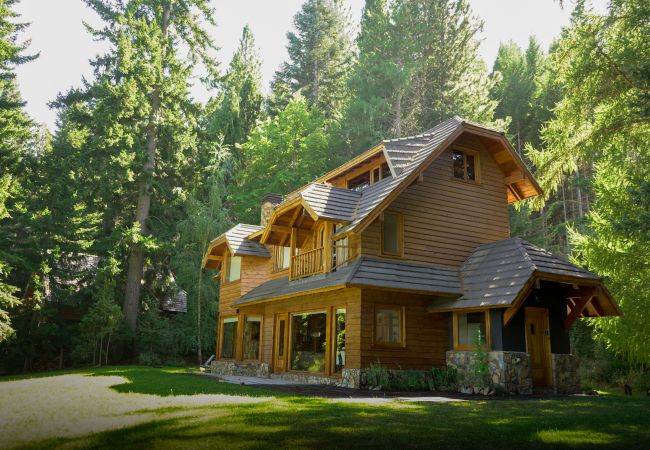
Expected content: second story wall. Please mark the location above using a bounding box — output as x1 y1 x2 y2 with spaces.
361 133 510 267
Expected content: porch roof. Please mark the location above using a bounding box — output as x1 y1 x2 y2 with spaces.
234 256 461 306
427 238 621 323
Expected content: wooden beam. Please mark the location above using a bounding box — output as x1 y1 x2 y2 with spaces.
206 255 222 261
565 292 595 330
289 227 297 280
504 170 524 185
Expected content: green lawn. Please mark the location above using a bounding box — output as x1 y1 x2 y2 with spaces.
1 366 649 449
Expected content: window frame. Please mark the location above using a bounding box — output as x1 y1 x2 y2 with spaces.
222 253 241 284
452 310 491 351
272 245 291 272
372 304 406 348
451 147 481 184
330 306 346 376
242 314 263 361
380 211 404 257
288 308 329 374
219 315 239 360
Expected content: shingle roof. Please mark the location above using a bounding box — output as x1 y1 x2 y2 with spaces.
429 238 601 310
300 183 362 222
235 257 461 305
235 238 610 311
224 224 270 257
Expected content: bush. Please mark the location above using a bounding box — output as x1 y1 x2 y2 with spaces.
392 370 427 391
428 366 458 391
365 363 391 389
138 351 162 366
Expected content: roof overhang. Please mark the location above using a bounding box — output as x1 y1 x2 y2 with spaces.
202 235 232 269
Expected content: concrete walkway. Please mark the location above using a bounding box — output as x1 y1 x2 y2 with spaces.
218 375 305 386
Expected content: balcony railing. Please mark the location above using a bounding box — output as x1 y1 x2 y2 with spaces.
291 247 324 280
290 244 359 281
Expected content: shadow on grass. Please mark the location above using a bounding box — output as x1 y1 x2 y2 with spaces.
90 367 282 398
17 392 650 450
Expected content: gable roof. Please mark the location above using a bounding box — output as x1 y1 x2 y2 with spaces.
297 183 362 222
234 256 461 306
202 224 269 269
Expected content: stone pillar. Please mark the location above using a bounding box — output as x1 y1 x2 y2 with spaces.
446 350 532 395
551 353 580 394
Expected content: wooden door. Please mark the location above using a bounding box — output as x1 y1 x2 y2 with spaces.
273 314 288 373
525 307 552 386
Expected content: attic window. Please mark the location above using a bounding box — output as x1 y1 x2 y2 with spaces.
452 149 479 182
225 255 241 283
347 171 371 191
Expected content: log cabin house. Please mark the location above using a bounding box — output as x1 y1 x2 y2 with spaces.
202 116 621 393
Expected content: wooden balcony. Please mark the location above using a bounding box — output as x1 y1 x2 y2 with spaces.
291 247 325 280
290 244 359 281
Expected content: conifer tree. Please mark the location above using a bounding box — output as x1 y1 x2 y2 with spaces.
272 0 354 121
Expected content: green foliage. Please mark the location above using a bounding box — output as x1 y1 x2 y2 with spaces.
530 0 650 364
206 25 264 161
342 0 498 155
428 366 458 391
230 96 330 223
364 362 391 389
273 0 353 121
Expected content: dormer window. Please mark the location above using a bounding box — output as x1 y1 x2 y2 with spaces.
452 149 479 182
347 162 392 190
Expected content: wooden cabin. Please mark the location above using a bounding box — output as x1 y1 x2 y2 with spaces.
202 117 621 393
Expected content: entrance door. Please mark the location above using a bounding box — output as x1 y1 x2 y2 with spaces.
525 307 552 386
273 314 288 373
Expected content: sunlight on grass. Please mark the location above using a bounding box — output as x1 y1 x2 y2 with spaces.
536 429 617 445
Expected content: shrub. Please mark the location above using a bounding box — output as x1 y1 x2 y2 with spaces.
365 363 390 389
138 351 162 366
428 366 458 391
393 370 427 391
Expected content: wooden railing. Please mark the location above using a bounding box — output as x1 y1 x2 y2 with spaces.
291 247 325 280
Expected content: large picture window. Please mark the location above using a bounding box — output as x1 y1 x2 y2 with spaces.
454 311 490 350
333 308 346 374
381 211 403 256
220 317 238 359
243 315 262 360
290 311 327 372
375 306 404 346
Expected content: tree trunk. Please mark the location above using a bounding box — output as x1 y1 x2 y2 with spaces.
122 4 171 332
197 251 204 366
105 333 111 366
98 335 103 367
393 89 403 138
575 167 584 219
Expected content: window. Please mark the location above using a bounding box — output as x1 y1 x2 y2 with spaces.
347 162 391 190
333 308 346 374
347 171 371 190
375 306 404 346
226 255 241 283
454 311 490 350
273 246 291 271
381 162 391 179
243 315 262 360
452 149 479 182
381 211 403 256
220 317 238 359
290 311 327 372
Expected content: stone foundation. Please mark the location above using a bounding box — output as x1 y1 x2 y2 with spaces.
211 360 361 388
211 360 270 378
447 350 533 395
552 353 580 394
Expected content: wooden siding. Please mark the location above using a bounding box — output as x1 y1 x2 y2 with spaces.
361 135 510 267
360 289 450 369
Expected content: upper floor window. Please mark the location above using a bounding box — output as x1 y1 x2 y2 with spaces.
273 246 291 271
452 149 479 182
381 211 403 256
347 162 392 191
225 255 241 283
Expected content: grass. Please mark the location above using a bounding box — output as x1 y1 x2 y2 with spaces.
1 366 649 449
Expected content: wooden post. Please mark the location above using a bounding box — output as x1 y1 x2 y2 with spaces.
289 227 297 280
324 222 333 273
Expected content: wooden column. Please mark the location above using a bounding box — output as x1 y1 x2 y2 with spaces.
323 222 334 272
289 227 297 280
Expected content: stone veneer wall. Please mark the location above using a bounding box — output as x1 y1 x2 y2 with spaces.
552 353 580 394
211 360 270 378
446 350 533 395
211 361 361 388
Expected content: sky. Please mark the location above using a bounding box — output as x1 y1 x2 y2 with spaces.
14 0 607 131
